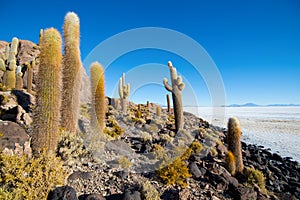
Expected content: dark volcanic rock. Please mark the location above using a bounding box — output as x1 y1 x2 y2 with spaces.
47 186 78 200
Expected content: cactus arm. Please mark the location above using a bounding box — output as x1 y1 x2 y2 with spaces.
123 83 130 98
0 58 6 71
16 65 22 76
163 78 172 92
178 82 185 91
176 76 185 91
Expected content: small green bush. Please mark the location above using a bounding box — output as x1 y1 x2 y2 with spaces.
118 156 132 169
104 118 124 138
245 167 267 194
0 151 66 200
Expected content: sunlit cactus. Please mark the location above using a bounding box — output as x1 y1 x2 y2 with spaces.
225 150 236 175
118 73 130 112
163 61 185 133
15 65 23 90
227 117 244 174
61 12 82 134
156 105 161 117
32 28 62 154
0 58 5 71
4 59 17 89
8 37 19 63
90 62 106 134
39 29 43 45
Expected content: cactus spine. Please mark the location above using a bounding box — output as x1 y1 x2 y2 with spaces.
118 73 130 112
61 12 82 134
227 117 244 174
32 28 62 154
166 94 170 113
90 62 106 134
163 61 185 133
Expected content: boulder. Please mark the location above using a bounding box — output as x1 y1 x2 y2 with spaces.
0 121 30 151
47 186 78 200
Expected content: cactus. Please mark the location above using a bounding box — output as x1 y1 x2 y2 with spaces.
166 94 170 113
39 29 43 45
31 28 62 154
27 60 34 93
225 150 236 175
4 59 16 89
61 12 82 134
15 65 23 90
118 73 130 112
90 62 106 134
156 105 161 117
136 104 142 118
8 37 19 63
0 58 5 71
163 61 185 133
227 117 244 174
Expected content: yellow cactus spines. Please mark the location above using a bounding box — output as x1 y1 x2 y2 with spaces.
225 150 236 175
15 65 23 90
227 117 244 174
32 28 62 154
90 62 106 134
61 12 82 134
156 105 161 117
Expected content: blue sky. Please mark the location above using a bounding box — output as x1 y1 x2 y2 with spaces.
1 0 299 106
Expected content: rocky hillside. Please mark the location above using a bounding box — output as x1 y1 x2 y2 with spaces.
0 39 299 200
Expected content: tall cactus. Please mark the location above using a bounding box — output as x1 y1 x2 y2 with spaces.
118 73 130 112
5 59 17 89
61 12 82 134
31 28 62 154
27 60 34 94
227 117 244 174
39 29 43 45
166 94 171 113
90 62 106 134
163 61 185 132
8 37 19 63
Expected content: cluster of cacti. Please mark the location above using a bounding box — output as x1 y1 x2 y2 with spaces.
163 61 185 133
226 117 244 175
90 62 106 134
0 37 19 90
61 12 82 134
119 73 130 112
31 28 62 154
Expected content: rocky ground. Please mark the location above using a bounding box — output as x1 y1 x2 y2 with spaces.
0 40 299 200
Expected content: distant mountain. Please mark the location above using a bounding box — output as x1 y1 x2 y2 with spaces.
227 103 300 107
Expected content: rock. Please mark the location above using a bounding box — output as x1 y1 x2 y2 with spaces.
68 171 92 181
47 186 78 200
105 140 135 156
231 185 257 200
78 193 105 200
178 189 191 200
216 143 227 157
272 153 283 162
189 162 202 179
12 90 34 112
221 172 239 188
123 190 141 200
0 121 30 151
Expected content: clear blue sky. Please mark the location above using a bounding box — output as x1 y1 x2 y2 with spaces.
1 0 299 106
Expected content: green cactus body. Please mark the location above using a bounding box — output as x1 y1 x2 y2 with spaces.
61 12 82 134
27 60 34 93
90 62 106 135
163 61 185 133
15 65 23 90
118 73 130 112
32 28 62 154
227 117 244 174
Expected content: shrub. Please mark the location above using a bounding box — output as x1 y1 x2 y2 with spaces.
0 151 66 200
141 180 160 200
245 167 267 194
118 156 132 169
104 118 124 139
